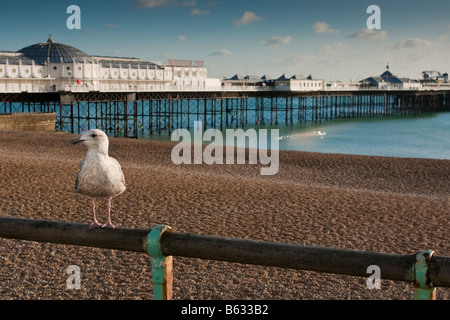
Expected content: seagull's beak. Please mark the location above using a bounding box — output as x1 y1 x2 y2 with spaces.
70 138 83 145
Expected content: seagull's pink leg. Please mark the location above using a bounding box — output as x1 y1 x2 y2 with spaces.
89 201 102 231
102 197 115 229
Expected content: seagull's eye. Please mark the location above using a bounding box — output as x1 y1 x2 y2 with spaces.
91 134 97 138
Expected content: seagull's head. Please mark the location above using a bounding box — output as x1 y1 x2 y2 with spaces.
70 129 109 154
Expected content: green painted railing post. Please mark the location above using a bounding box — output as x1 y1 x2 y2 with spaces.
414 250 436 300
147 225 173 300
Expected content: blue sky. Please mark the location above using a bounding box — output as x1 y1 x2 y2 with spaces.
1 0 449 81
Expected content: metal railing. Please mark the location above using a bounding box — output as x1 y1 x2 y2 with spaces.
0 216 448 300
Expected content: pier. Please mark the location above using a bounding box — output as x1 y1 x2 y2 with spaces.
1 89 449 138
1 37 449 137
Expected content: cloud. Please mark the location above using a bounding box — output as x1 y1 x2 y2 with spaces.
233 11 262 25
262 36 292 48
319 42 347 54
105 24 121 29
347 28 387 40
386 38 433 49
209 49 232 56
191 8 210 15
437 35 448 42
136 0 175 8
313 22 340 34
177 35 186 41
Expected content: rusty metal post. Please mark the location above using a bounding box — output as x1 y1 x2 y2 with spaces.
414 250 437 300
147 225 173 300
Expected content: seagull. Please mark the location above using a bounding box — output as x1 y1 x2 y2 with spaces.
70 129 126 230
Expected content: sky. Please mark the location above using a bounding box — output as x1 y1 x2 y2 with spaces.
0 0 449 82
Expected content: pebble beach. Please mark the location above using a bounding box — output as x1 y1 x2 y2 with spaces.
0 130 448 300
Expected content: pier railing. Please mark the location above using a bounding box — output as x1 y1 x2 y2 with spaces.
2 83 450 94
0 216 449 300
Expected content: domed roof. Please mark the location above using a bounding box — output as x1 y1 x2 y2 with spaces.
18 35 91 64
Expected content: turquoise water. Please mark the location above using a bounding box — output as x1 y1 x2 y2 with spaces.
162 112 450 160
270 112 450 160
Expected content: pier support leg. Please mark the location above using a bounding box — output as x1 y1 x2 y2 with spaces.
414 250 436 300
147 225 173 300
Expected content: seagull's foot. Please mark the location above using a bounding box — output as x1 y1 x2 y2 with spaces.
88 221 102 231
102 222 116 229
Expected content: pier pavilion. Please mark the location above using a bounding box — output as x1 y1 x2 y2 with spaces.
0 35 220 93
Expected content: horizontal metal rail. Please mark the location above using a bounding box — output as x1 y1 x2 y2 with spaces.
0 216 449 299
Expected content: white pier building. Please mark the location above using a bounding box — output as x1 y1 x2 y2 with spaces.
0 35 221 93
1 36 447 94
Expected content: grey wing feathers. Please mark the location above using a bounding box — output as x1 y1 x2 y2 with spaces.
78 158 85 170
74 172 80 191
110 157 126 188
75 158 85 191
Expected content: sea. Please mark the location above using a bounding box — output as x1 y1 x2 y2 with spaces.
6 99 448 160
154 112 450 160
